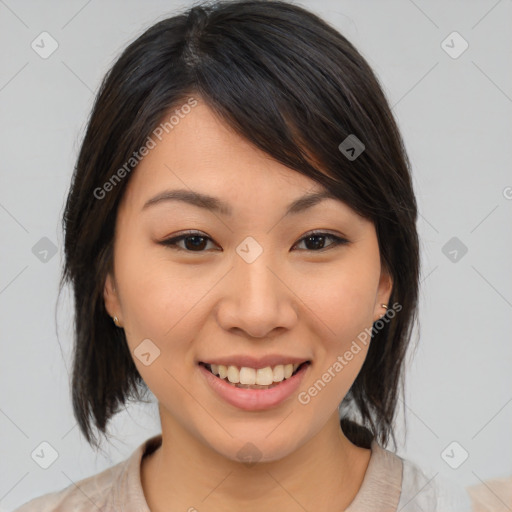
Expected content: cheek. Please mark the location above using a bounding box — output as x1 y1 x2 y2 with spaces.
116 242 200 337
295 257 379 346
115 245 224 388
115 253 201 403
292 253 379 407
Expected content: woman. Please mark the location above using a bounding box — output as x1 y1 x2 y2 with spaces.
15 0 473 510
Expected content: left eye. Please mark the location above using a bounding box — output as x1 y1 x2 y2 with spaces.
293 232 348 251
159 231 349 252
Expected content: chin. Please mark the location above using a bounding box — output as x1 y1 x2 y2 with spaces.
206 430 304 465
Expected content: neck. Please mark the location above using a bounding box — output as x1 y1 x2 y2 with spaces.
141 410 371 512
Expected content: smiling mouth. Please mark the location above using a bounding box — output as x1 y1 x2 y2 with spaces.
199 361 311 389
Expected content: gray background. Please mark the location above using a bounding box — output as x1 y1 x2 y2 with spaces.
1 0 511 510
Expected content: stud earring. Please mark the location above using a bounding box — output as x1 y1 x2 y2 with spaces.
378 304 388 320
112 315 121 327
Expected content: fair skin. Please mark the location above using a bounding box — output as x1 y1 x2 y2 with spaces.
103 97 392 511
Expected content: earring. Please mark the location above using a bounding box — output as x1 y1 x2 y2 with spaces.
112 315 120 327
378 304 388 320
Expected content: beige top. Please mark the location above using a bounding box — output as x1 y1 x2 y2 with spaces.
14 434 473 511
466 477 512 512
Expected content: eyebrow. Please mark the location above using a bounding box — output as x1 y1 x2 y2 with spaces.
142 188 338 217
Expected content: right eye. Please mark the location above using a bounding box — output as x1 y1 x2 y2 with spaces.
159 231 219 252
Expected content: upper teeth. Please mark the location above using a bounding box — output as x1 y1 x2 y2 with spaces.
209 363 301 385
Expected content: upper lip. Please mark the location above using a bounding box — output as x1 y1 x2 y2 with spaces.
199 355 311 369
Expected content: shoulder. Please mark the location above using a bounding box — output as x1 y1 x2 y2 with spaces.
466 476 512 512
11 433 164 512
398 455 473 512
353 440 473 512
12 458 126 512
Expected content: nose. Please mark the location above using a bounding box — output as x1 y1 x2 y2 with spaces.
215 247 298 339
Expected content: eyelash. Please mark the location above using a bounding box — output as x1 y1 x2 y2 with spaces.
159 230 349 253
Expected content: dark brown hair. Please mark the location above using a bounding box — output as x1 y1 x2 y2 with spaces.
60 0 420 452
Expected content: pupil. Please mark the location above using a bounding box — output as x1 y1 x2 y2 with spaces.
306 235 325 250
185 236 207 251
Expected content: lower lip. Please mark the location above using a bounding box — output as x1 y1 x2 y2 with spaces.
198 363 309 411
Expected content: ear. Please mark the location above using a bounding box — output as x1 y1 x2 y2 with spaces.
374 266 393 323
103 272 122 323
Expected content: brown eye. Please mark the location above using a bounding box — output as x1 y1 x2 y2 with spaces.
159 231 218 252
181 235 209 251
293 232 349 251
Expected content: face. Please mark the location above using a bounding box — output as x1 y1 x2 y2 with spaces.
103 98 392 463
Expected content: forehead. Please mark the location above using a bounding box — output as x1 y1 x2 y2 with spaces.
121 101 330 206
